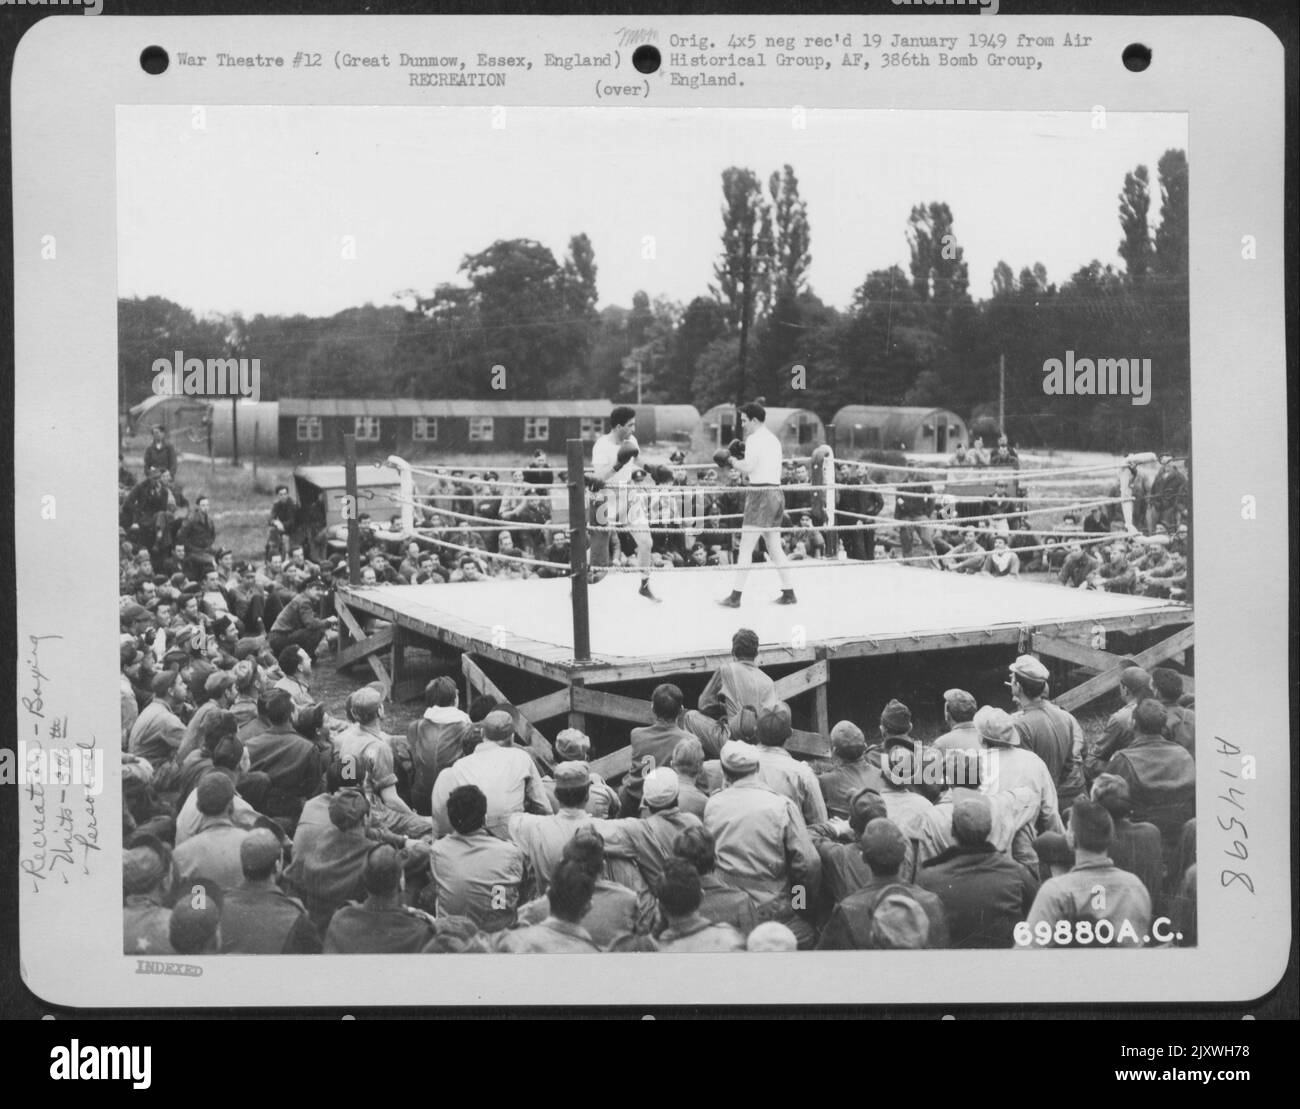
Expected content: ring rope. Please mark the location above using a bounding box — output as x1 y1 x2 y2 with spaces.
594 531 1125 571
410 532 570 571
391 490 1130 538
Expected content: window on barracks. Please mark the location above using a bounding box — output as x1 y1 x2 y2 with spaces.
413 416 438 442
524 417 549 443
469 416 494 442
355 416 381 442
579 417 604 441
296 416 322 442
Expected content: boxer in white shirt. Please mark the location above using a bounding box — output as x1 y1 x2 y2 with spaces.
714 402 797 607
589 405 659 602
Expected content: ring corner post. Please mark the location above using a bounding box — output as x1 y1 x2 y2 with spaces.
388 454 414 536
566 438 591 662
344 433 360 586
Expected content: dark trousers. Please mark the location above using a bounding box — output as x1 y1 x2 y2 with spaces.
184 551 217 579
236 593 268 636
268 627 325 658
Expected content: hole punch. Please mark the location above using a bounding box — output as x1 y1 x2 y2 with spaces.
632 45 661 74
140 45 170 75
1122 43 1151 72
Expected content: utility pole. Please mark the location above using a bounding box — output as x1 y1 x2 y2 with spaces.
231 397 240 467
998 352 1006 434
734 232 752 442
636 360 643 405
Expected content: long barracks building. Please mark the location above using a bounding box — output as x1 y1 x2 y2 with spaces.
277 398 614 463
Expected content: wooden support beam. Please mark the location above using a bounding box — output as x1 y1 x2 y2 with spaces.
811 648 830 738
1034 634 1126 672
334 601 392 690
462 654 555 771
334 624 394 669
1034 633 1195 695
590 745 632 781
1055 626 1195 712
772 659 829 700
517 688 572 724
568 678 586 733
390 625 409 698
571 686 655 726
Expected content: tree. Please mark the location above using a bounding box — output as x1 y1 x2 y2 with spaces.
711 168 771 327
558 232 601 391
710 168 773 428
1152 149 1188 279
1118 165 1153 281
768 165 811 302
751 166 814 403
991 261 1016 299
906 202 969 310
690 335 742 412
660 296 728 402
617 296 681 402
626 290 655 348
410 237 601 398
839 266 941 406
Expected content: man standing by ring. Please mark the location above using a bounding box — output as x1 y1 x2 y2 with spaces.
715 402 797 608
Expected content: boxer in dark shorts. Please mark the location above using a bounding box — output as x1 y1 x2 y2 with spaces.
743 486 786 529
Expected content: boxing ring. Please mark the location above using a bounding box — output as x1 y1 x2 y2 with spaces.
330 440 1192 779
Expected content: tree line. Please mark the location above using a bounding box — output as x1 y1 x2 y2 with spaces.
119 149 1188 452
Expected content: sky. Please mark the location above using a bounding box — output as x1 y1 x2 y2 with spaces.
117 105 1187 318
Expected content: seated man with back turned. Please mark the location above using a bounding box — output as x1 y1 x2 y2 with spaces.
682 628 777 758
543 729 620 818
493 858 604 954
704 740 821 948
430 709 552 838
219 828 322 954
1022 796 1152 948
408 676 473 815
752 703 828 827
324 844 438 954
1103 699 1195 860
816 722 886 820
621 683 696 812
654 859 747 952
428 784 530 933
916 795 1039 948
817 818 950 950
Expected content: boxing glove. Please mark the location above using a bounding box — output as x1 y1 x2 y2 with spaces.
727 438 746 459
711 449 734 469
616 441 640 467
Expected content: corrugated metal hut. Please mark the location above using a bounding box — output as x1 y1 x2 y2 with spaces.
697 404 826 454
630 404 701 444
830 406 969 454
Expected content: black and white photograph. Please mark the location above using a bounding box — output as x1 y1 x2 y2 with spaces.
112 104 1197 958
6 10 1290 1022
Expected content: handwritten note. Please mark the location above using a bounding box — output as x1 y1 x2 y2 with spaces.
17 634 103 892
1215 735 1254 895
